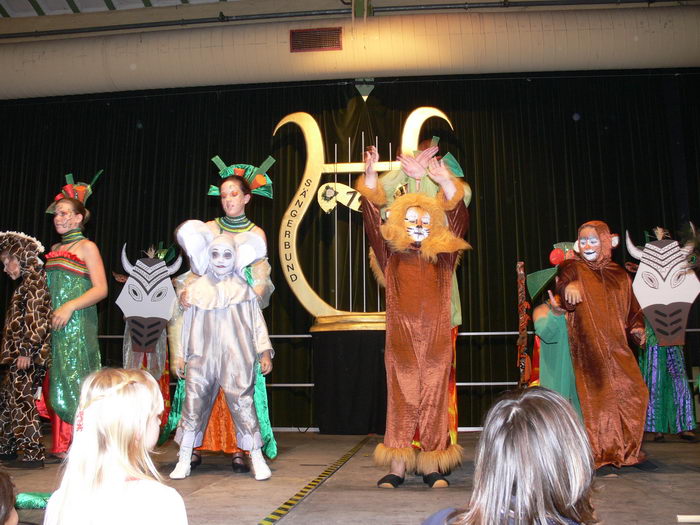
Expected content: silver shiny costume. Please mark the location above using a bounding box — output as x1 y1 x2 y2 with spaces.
174 224 272 452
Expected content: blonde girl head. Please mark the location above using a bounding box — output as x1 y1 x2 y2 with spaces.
457 387 596 525
49 368 164 524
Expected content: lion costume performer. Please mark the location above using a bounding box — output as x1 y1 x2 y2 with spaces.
0 232 51 468
356 165 469 488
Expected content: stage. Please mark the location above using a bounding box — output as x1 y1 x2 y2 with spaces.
12 431 700 524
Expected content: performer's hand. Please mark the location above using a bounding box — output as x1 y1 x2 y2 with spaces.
364 146 379 176
52 303 75 330
364 146 379 188
179 290 191 309
414 145 439 168
171 357 186 379
16 356 31 370
547 290 566 316
399 154 428 180
564 281 583 305
427 158 457 200
427 157 451 184
260 351 273 375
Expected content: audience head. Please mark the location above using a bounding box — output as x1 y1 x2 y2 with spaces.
48 369 164 525
0 470 17 525
459 387 595 525
65 368 164 484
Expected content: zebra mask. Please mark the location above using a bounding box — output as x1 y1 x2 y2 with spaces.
116 245 182 353
626 231 700 346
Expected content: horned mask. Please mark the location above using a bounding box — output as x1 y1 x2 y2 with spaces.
626 230 700 346
116 246 182 353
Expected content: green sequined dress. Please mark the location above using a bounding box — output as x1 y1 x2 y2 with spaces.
45 250 102 423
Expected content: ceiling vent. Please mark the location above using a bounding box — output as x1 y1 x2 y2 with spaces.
290 27 342 53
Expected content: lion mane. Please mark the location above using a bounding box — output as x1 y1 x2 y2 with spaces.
379 192 470 263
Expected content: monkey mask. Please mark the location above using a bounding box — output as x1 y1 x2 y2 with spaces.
573 220 619 270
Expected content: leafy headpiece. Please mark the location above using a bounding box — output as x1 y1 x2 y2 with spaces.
207 156 275 199
526 242 575 300
46 170 103 213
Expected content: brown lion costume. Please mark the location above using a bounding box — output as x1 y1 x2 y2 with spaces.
357 176 470 475
0 231 52 464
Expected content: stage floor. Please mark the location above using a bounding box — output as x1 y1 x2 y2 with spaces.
12 432 700 524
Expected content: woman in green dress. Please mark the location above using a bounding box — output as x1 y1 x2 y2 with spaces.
44 197 107 458
532 289 582 419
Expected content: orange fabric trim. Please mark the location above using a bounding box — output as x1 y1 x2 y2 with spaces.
197 389 242 454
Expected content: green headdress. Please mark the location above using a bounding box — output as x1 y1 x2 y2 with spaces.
46 170 103 213
526 242 575 300
207 156 275 199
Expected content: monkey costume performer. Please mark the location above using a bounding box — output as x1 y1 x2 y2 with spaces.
556 220 648 469
0 232 51 468
356 164 469 488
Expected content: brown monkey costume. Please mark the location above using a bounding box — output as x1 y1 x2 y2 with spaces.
357 176 469 476
556 221 647 469
0 232 52 466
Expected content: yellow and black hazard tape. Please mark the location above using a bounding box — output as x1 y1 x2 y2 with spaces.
258 435 371 524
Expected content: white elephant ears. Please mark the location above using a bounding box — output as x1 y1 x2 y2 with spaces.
176 220 214 275
233 232 267 275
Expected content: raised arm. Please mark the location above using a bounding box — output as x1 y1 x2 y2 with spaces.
363 146 380 190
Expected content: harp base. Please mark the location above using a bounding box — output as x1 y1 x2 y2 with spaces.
310 313 386 332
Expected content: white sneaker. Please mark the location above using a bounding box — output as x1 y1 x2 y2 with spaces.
250 449 271 481
169 446 193 480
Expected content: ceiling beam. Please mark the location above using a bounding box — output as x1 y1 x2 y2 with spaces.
64 0 81 13
27 0 46 16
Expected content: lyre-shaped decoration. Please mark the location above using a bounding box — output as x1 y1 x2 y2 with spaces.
273 107 453 331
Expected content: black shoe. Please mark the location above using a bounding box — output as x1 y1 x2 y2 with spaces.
190 452 202 470
44 453 65 465
377 474 404 488
231 453 250 474
595 465 618 477
0 453 18 462
4 459 44 469
679 433 698 443
633 459 659 472
422 472 449 488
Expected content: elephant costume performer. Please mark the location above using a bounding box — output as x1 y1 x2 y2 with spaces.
356 170 470 487
169 220 273 481
556 220 647 469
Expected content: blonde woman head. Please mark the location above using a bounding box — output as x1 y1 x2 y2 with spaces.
459 387 595 525
48 368 164 524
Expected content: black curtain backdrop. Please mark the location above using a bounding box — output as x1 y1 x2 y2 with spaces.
0 69 698 428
